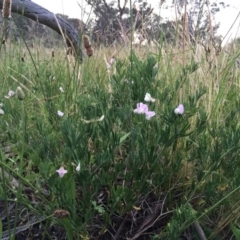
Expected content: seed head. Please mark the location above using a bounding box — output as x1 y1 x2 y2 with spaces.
2 0 12 18
83 35 93 57
53 209 70 219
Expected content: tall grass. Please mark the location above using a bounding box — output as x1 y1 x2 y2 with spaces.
1 7 240 240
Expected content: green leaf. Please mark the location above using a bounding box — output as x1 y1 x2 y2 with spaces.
10 234 15 240
231 224 240 239
92 201 105 214
120 132 131 144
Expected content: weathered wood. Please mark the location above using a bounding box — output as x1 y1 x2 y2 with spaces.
0 0 82 59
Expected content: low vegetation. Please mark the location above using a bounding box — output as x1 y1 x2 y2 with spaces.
1 25 240 239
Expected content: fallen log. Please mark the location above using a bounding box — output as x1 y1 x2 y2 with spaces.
0 0 83 60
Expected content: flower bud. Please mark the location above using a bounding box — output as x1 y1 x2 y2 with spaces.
16 86 25 100
76 162 81 172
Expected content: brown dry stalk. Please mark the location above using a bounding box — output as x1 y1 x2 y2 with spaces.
83 35 93 57
66 47 72 55
2 0 12 18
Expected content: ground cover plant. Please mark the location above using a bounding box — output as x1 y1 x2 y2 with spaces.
1 4 240 240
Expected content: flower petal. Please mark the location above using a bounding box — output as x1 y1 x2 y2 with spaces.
133 102 148 114
174 104 184 115
8 90 15 97
140 103 149 112
59 87 64 93
144 93 155 102
56 166 68 178
178 104 184 114
76 163 81 172
109 57 115 65
145 111 156 120
133 108 144 114
57 110 64 117
104 55 111 69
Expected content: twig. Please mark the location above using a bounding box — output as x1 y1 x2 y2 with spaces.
113 214 128 240
192 221 207 240
187 203 207 240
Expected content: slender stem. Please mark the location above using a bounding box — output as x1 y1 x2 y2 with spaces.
12 16 39 77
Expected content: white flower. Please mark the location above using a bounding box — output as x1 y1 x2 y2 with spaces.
153 63 158 69
0 109 4 115
141 39 148 46
105 60 111 69
8 90 15 97
76 162 81 172
104 55 115 70
5 90 15 98
57 110 64 117
109 57 115 65
174 104 184 115
144 93 155 102
59 87 64 93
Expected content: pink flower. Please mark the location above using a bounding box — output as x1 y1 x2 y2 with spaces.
133 103 149 114
145 111 156 120
174 104 184 115
56 166 68 178
133 103 156 120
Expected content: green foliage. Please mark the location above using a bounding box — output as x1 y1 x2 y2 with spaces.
166 205 196 240
231 224 240 239
1 40 240 239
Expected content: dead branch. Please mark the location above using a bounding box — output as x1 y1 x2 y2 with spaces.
0 0 82 60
